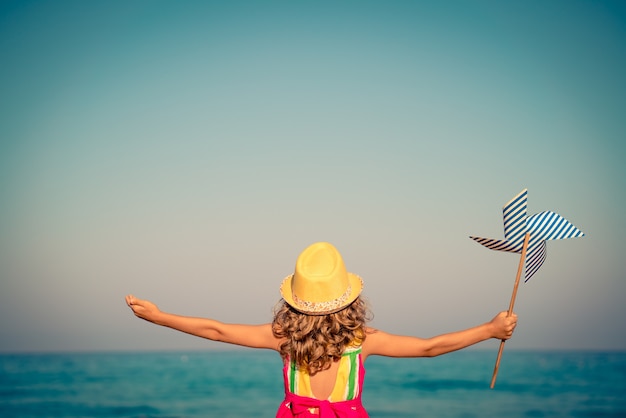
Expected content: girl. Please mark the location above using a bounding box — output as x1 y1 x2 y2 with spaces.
126 242 517 417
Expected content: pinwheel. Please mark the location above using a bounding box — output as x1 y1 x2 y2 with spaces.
470 188 584 388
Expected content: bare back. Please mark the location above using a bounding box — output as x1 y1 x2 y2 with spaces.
308 360 342 400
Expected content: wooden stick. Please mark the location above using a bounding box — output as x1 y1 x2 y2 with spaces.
490 231 530 389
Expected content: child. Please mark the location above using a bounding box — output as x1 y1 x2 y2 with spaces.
126 242 517 417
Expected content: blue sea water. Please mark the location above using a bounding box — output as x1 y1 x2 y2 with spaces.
1 350 624 417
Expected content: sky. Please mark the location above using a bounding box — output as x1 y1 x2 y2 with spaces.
0 0 625 353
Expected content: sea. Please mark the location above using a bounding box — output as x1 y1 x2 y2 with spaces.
1 349 624 417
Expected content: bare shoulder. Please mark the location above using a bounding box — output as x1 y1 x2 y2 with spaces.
362 327 392 358
217 322 283 351
362 327 429 359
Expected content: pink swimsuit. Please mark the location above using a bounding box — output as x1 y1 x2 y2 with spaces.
275 346 369 417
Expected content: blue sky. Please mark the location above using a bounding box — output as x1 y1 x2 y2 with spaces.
1 0 625 352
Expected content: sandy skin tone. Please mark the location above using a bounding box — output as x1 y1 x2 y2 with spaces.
126 295 517 399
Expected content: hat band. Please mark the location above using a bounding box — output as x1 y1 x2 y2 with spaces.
293 284 352 314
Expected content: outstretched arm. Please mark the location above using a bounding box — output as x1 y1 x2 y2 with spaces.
363 311 517 359
125 295 281 350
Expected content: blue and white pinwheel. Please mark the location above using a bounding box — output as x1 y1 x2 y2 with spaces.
470 189 584 388
470 188 585 281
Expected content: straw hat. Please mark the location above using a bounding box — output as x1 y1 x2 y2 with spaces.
280 242 363 315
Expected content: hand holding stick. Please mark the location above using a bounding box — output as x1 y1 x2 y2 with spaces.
490 232 530 389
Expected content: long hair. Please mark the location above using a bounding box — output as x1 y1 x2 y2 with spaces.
271 297 372 375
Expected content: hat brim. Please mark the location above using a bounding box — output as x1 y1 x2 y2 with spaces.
280 272 363 315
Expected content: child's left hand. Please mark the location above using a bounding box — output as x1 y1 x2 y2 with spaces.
126 295 161 322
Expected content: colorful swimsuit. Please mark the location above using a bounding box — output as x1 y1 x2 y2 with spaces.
275 346 369 417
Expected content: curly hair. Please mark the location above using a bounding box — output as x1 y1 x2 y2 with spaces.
271 297 372 375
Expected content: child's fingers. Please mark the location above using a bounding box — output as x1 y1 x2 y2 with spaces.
126 294 139 308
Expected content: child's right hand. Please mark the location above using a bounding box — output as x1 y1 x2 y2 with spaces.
489 311 518 340
126 294 161 322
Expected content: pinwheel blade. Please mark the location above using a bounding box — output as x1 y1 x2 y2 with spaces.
526 211 585 241
522 210 584 281
502 189 528 250
469 237 521 253
469 189 529 254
